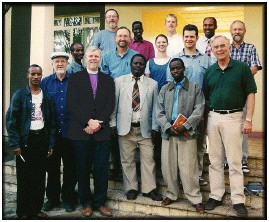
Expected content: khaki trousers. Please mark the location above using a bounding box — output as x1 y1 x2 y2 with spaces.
118 126 156 193
162 137 202 204
207 111 245 204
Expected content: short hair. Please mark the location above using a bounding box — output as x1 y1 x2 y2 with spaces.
230 20 246 30
132 21 143 29
85 46 101 56
116 26 131 36
211 35 230 46
169 58 185 68
105 9 119 18
155 34 168 43
27 64 42 73
183 24 199 36
70 42 84 52
130 54 146 65
203 17 217 27
165 14 177 24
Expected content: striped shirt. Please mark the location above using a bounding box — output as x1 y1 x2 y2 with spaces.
230 42 262 70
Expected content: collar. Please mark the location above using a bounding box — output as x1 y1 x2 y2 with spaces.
215 57 234 70
131 74 144 83
168 77 189 91
178 49 203 58
131 38 144 44
25 85 42 95
115 47 130 57
87 68 98 74
203 35 215 43
231 41 245 49
53 71 70 80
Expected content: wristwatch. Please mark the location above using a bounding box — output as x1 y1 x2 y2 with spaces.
245 118 252 122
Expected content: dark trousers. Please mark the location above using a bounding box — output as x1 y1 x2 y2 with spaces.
46 135 77 203
16 132 47 217
72 138 110 208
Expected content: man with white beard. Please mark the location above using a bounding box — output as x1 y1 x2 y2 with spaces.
92 9 119 53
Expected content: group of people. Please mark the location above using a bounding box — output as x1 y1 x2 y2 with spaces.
6 8 261 219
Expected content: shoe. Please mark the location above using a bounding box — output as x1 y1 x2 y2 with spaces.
82 206 93 217
242 163 250 174
64 202 75 212
224 163 229 171
126 189 138 200
205 198 222 210
142 189 163 201
194 203 205 213
199 176 208 186
43 200 60 211
161 197 175 206
233 203 248 217
34 212 48 219
98 206 112 217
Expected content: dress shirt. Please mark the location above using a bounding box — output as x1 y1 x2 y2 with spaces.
67 61 85 74
196 36 217 64
131 75 144 123
230 42 262 70
100 47 139 79
87 69 98 99
171 77 186 121
40 72 71 138
166 34 184 57
167 49 211 88
129 38 155 61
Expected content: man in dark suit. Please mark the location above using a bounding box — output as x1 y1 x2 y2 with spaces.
66 46 115 217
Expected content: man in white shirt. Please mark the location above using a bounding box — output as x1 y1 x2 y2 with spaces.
197 17 218 63
164 14 184 57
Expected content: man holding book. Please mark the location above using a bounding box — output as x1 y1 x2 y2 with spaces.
156 58 205 213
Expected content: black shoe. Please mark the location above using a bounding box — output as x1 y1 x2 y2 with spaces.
43 200 60 211
205 198 222 210
233 203 248 217
224 163 229 171
142 189 163 201
126 189 138 200
64 202 75 212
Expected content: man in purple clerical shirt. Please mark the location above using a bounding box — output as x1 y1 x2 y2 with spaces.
129 21 155 61
67 46 115 217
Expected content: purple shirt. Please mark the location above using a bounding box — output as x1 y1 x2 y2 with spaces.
129 39 155 61
88 73 98 98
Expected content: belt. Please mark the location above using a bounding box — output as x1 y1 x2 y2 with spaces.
29 128 44 135
210 108 243 114
131 122 140 127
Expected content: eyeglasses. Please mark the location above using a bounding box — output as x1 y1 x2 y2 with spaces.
106 15 118 19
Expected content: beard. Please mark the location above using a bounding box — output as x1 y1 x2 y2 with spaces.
108 23 117 29
56 69 66 75
233 35 244 42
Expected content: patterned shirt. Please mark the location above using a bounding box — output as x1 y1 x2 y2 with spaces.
230 42 262 70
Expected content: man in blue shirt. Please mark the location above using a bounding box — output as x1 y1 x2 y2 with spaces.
67 42 85 74
41 52 77 213
167 24 211 186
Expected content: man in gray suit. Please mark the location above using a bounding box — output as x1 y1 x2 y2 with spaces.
110 54 162 201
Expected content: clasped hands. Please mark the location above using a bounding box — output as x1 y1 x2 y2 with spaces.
84 119 103 135
168 125 187 136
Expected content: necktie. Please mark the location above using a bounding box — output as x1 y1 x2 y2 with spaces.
205 39 212 57
132 77 140 112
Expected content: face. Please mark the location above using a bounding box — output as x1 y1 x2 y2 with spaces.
183 30 198 49
132 23 143 39
105 10 119 29
27 67 42 87
115 28 131 48
212 37 231 61
203 18 217 39
131 56 146 77
155 36 168 53
165 16 177 33
72 44 84 61
85 50 101 71
230 22 246 43
52 57 68 74
170 60 185 82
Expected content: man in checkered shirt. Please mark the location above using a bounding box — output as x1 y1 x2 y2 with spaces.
227 20 262 174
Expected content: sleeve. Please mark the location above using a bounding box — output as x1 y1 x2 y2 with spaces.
6 91 22 149
202 71 210 101
166 58 173 82
243 63 257 95
151 81 159 131
145 60 150 76
47 95 57 150
251 45 262 70
148 42 155 60
100 52 110 75
109 78 120 127
92 31 100 48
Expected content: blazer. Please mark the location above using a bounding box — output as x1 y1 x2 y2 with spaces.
110 74 159 138
67 69 115 141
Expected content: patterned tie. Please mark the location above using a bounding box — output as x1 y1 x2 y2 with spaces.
132 77 140 112
205 39 212 57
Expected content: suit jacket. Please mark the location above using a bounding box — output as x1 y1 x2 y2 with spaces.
110 74 159 138
67 69 115 141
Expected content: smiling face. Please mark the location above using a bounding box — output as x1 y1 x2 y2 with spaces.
230 21 246 43
114 28 131 49
212 36 231 61
71 43 84 62
183 30 198 50
203 18 217 39
85 49 101 71
169 59 185 82
155 36 168 53
132 23 143 40
105 9 119 29
27 66 42 87
52 57 68 75
131 56 146 77
165 16 177 33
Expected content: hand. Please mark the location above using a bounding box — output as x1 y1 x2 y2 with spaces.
13 148 21 155
151 130 158 145
168 126 180 136
88 119 103 130
47 149 53 157
242 121 252 134
175 125 186 133
111 126 118 138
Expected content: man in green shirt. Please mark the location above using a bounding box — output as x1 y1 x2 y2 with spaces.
203 35 257 218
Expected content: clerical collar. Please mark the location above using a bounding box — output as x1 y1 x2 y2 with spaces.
87 68 98 74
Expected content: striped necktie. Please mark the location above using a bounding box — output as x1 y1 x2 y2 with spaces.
132 77 140 112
